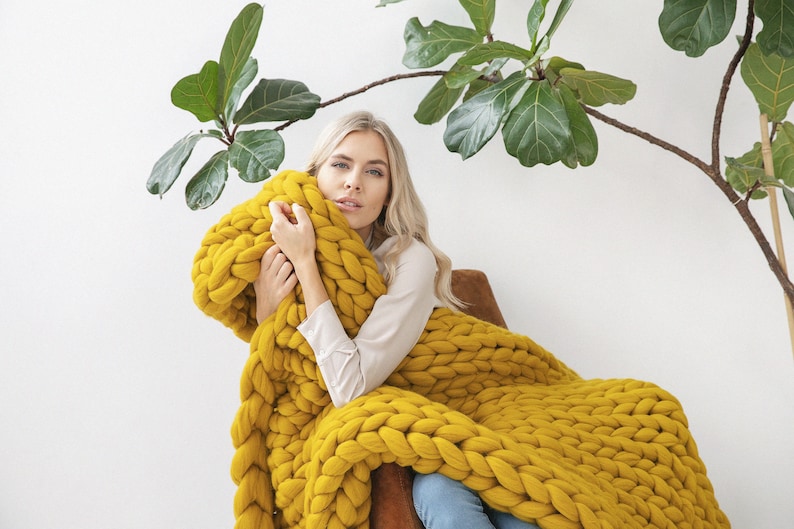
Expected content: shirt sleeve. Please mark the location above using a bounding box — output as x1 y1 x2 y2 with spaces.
297 239 438 407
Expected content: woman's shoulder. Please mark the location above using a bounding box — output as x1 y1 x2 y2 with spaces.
374 236 435 267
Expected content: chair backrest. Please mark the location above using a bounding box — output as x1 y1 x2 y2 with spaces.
451 269 507 328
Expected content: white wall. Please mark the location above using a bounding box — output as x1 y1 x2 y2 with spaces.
1 1 791 528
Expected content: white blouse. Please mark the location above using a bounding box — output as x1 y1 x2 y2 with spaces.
297 236 440 407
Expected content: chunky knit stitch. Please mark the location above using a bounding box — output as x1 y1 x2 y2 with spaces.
192 170 730 529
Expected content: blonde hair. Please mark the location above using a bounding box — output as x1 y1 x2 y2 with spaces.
306 110 462 309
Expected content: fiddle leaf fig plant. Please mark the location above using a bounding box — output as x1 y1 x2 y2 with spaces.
401 0 634 167
147 3 320 209
725 41 794 214
149 0 794 326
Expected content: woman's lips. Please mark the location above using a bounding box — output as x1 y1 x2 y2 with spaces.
335 198 362 211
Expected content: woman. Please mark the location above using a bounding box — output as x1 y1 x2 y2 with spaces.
254 110 540 529
254 110 458 405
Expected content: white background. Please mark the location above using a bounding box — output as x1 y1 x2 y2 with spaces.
1 1 792 528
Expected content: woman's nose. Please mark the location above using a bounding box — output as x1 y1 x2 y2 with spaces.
344 175 361 190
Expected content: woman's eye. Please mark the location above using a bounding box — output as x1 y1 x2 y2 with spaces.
367 169 384 177
331 161 349 169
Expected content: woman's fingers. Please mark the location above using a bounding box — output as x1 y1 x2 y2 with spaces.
275 255 294 280
269 200 299 226
269 200 291 216
261 243 282 269
267 201 316 265
262 245 293 280
291 203 309 222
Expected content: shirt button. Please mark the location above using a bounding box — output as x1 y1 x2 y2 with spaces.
331 382 336 387
307 330 315 336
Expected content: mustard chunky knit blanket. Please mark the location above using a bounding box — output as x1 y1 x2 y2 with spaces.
192 170 729 529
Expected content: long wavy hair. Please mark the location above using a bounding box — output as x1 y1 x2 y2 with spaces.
306 110 462 309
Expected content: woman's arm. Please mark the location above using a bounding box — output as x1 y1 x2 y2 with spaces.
299 238 438 406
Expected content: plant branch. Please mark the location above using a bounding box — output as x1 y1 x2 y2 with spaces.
711 0 755 173
746 180 763 200
735 199 794 301
584 107 794 304
318 70 447 108
583 106 713 174
274 71 447 132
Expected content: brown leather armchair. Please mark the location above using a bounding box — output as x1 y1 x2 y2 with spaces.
370 269 507 529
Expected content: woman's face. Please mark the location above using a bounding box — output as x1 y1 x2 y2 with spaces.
316 130 391 241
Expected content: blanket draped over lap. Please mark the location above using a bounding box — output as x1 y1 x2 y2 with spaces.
192 170 730 529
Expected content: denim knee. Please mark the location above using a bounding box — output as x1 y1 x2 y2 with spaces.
413 473 542 529
413 473 493 529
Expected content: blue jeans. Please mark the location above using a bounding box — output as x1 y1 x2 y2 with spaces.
413 473 541 529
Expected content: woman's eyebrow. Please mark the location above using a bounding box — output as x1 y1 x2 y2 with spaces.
330 153 388 167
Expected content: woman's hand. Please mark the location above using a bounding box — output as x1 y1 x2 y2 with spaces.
267 200 329 317
253 201 319 323
254 244 298 323
268 201 317 268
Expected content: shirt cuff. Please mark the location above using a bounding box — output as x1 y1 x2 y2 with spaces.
297 300 351 363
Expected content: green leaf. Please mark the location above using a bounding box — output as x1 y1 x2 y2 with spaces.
185 150 230 210
773 121 794 186
403 17 482 68
755 0 794 58
444 71 530 159
147 133 213 197
481 57 508 77
376 0 405 5
218 3 263 118
526 0 549 48
543 0 575 42
740 42 794 121
457 0 495 37
782 186 794 221
234 79 321 125
229 129 285 182
224 57 258 122
544 56 585 85
547 56 585 72
557 84 598 167
502 80 572 167
559 68 637 106
462 78 492 101
444 63 485 89
658 0 736 57
725 152 768 198
457 41 533 66
526 34 550 68
171 61 220 122
415 75 465 125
